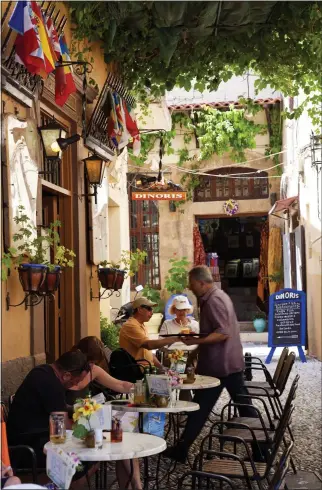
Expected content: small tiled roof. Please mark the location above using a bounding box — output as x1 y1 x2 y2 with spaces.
168 97 281 111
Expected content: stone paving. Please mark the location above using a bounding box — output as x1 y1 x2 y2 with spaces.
94 355 322 489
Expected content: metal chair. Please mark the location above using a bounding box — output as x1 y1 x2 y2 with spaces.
1 403 38 484
195 406 294 490
244 347 289 390
245 352 296 419
178 471 236 489
109 348 152 383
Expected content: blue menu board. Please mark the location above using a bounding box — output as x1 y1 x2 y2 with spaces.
266 288 307 363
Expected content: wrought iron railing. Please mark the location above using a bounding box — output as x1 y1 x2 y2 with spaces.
85 72 136 160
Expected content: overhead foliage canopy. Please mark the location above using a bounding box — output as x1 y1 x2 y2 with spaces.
70 1 322 124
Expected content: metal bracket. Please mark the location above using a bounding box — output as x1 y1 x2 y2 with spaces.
90 288 121 301
6 291 55 311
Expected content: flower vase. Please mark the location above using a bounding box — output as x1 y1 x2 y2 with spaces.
85 430 95 448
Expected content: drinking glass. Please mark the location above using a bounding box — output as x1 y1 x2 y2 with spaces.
49 412 66 444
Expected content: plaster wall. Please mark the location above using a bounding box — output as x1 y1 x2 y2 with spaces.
283 95 322 359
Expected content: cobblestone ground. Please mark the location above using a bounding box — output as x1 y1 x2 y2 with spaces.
93 356 322 489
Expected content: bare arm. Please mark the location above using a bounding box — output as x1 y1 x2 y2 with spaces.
71 365 132 393
152 354 163 370
182 331 228 346
140 337 181 350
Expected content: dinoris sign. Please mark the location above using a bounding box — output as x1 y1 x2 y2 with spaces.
131 191 187 201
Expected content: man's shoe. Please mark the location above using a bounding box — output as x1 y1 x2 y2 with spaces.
163 445 188 463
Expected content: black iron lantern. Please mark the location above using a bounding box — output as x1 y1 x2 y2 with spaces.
310 132 322 170
83 154 106 204
38 118 67 160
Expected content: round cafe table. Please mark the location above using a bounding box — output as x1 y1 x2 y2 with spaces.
44 432 166 461
109 399 199 413
175 374 221 391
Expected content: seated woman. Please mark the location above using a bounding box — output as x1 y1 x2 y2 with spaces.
159 295 199 362
67 336 142 490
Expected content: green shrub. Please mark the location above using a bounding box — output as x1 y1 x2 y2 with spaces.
100 313 120 351
142 285 165 314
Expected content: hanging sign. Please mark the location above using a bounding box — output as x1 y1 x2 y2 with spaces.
266 288 307 364
132 191 187 201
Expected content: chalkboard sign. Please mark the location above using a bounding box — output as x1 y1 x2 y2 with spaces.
266 288 307 363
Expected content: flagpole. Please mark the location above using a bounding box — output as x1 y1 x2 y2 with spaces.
55 60 93 142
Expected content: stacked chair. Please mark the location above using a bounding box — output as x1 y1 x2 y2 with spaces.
180 349 298 489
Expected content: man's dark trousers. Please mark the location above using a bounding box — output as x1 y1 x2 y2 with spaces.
181 370 258 448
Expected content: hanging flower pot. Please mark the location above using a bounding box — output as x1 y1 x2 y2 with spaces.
39 266 61 294
98 268 117 289
18 264 47 292
114 269 126 291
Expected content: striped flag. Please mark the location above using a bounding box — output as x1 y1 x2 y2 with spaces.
9 1 55 79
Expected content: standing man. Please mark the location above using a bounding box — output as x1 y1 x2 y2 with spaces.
119 297 180 369
165 265 257 462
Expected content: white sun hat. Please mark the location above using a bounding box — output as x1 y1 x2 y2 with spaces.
169 295 193 315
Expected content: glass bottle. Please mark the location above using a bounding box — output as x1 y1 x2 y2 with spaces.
144 366 151 403
151 365 158 375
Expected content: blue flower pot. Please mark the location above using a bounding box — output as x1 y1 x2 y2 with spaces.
253 318 266 333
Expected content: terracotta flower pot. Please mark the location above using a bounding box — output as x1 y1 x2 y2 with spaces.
39 266 61 294
18 264 47 292
114 270 126 291
98 268 117 289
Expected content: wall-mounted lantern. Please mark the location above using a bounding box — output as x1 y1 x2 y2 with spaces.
38 118 67 160
82 154 106 204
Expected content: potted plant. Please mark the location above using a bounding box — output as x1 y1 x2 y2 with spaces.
253 311 267 333
72 397 103 448
98 249 147 291
39 245 76 294
1 205 76 294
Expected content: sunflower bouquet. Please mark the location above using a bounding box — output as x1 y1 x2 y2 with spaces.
72 397 102 440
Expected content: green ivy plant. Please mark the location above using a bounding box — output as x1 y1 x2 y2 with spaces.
100 313 120 351
164 256 190 294
142 285 165 314
1 206 76 281
69 2 322 127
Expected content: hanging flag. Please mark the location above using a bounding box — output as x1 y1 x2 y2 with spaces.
123 101 141 156
46 16 61 63
9 1 55 79
55 33 76 107
107 91 120 147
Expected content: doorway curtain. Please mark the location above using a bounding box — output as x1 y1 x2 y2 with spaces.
193 223 206 266
257 220 269 303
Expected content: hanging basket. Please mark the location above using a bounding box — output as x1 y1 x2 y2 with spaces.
18 264 47 293
39 266 61 294
223 199 239 216
114 270 126 291
98 268 117 289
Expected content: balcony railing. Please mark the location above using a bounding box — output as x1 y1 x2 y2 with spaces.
85 72 136 160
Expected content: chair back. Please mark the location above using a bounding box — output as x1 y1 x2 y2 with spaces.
109 348 146 383
1 404 11 467
283 374 300 415
178 471 236 489
276 352 296 394
269 404 294 465
268 441 293 490
273 347 289 385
